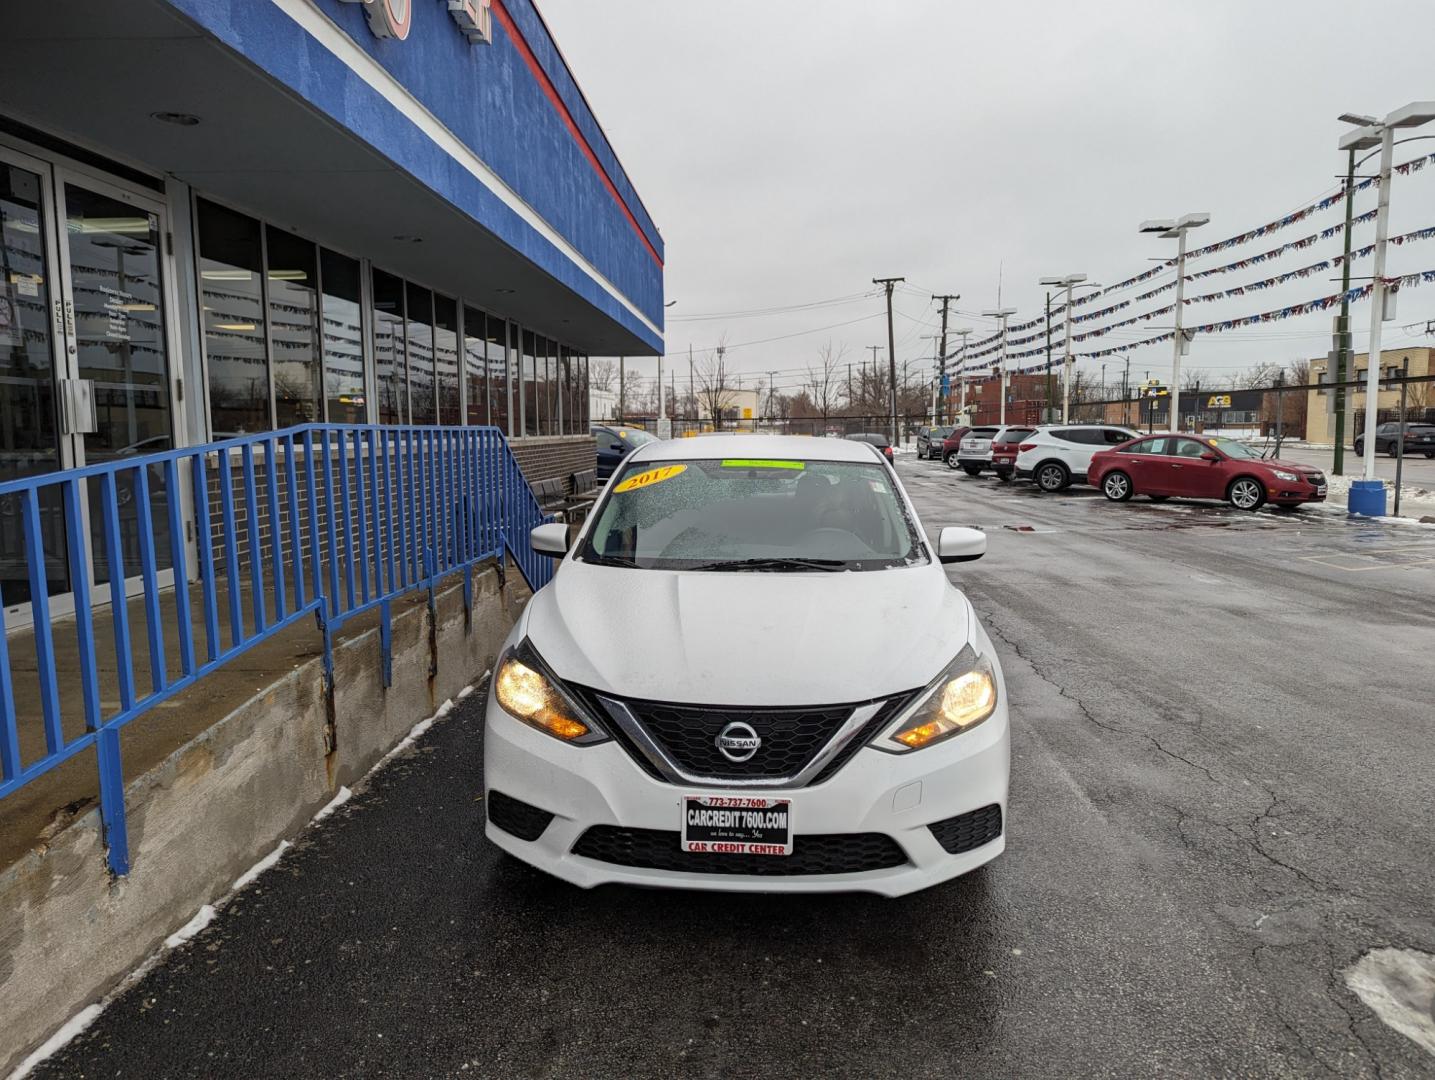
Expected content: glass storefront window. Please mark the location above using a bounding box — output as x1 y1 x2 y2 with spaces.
406 282 435 425
463 304 487 426
521 329 538 436
197 199 268 435
434 293 460 425
371 268 405 425
320 248 365 424
266 225 321 428
488 316 509 435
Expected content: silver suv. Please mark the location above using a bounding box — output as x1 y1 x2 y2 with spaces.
955 425 1003 477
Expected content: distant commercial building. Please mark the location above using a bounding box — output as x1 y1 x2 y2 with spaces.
0 0 662 615
1305 348 1432 445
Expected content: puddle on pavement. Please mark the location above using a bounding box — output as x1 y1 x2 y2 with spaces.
1345 948 1435 1059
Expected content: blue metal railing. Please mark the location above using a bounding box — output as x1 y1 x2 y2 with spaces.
0 423 554 875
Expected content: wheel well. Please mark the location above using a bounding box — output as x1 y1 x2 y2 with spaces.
1036 458 1069 476
1227 473 1265 495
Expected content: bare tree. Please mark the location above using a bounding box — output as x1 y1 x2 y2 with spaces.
589 359 617 394
695 339 734 430
805 340 846 430
1226 362 1283 390
1286 357 1311 387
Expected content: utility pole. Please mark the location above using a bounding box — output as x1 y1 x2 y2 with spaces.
687 343 695 420
866 344 883 416
618 355 625 424
873 277 904 445
767 369 777 422
933 293 959 424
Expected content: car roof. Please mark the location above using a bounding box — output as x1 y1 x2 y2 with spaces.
628 434 884 464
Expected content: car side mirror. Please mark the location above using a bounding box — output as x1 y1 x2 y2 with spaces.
937 526 986 564
530 522 570 558
1200 451 1219 462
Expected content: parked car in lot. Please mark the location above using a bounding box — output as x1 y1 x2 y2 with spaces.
1014 425 1140 492
1089 434 1327 510
916 425 956 460
592 424 659 480
955 426 1002 476
990 427 1035 482
845 431 895 462
1354 422 1435 458
941 426 973 468
488 435 1010 897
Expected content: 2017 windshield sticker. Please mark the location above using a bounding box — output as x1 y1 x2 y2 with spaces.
614 464 687 493
720 459 805 470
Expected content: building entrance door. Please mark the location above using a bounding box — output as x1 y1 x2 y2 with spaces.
1 141 183 627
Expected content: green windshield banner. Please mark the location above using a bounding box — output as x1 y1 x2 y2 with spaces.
720 459 805 470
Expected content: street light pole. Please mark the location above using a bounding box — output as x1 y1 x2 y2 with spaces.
952 328 973 421
981 307 1017 424
1339 102 1435 513
1139 216 1209 432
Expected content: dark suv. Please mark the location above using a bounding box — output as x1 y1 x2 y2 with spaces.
1354 422 1435 458
916 425 955 460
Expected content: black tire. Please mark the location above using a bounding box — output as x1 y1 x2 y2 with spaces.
945 451 961 470
1425 452 1434 459
1102 470 1134 502
1035 461 1070 493
1148 494 1169 502
1227 476 1266 511
996 471 1012 484
961 464 983 477
1387 441 1400 458
1353 440 1363 456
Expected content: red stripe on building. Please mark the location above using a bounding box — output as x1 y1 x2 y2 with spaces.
491 0 663 269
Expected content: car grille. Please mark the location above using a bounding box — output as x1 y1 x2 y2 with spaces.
486 791 555 842
575 690 916 784
1307 471 1326 484
927 804 1003 855
571 826 908 875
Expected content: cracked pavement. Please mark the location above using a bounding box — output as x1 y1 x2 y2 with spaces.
33 457 1435 1079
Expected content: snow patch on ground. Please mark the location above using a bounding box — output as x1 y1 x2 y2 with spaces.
8 675 490 1079
1345 948 1435 1059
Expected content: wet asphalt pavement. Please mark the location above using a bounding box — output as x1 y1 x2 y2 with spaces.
36 458 1435 1079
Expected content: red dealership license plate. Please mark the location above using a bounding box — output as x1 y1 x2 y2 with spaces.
681 795 792 856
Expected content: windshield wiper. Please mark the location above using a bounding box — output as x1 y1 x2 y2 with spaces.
584 553 641 568
686 557 849 572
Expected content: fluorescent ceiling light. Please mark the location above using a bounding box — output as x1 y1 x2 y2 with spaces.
267 270 309 281
213 322 258 331
202 269 255 281
70 217 152 235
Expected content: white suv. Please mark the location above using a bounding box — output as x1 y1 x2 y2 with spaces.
1014 425 1140 492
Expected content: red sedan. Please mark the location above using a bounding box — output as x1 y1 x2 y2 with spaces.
1088 434 1327 511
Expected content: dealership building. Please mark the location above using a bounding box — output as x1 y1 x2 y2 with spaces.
0 0 663 565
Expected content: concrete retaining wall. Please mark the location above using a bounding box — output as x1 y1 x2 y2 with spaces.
0 563 525 1076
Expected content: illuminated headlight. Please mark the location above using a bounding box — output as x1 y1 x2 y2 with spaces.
494 641 607 744
1271 469 1298 482
877 647 999 752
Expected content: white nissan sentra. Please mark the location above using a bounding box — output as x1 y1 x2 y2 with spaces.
483 434 1010 897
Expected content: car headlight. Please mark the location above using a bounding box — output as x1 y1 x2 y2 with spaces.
493 640 607 745
1271 469 1298 482
876 646 999 752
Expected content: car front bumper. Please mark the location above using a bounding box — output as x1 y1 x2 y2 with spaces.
483 689 1011 897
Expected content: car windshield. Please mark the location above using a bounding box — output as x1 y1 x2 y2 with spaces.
580 457 927 571
620 428 658 447
1207 436 1261 460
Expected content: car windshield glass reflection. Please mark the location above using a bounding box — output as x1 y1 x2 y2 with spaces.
1207 436 1261 460
580 459 926 571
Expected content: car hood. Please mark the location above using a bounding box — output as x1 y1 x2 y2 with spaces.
522 559 972 706
1264 458 1324 475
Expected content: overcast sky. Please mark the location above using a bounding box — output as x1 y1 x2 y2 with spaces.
542 0 1435 399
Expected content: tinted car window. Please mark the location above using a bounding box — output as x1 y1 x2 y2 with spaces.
1171 438 1208 458
996 428 1033 444
1120 438 1168 455
1103 428 1137 444
1059 428 1105 445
